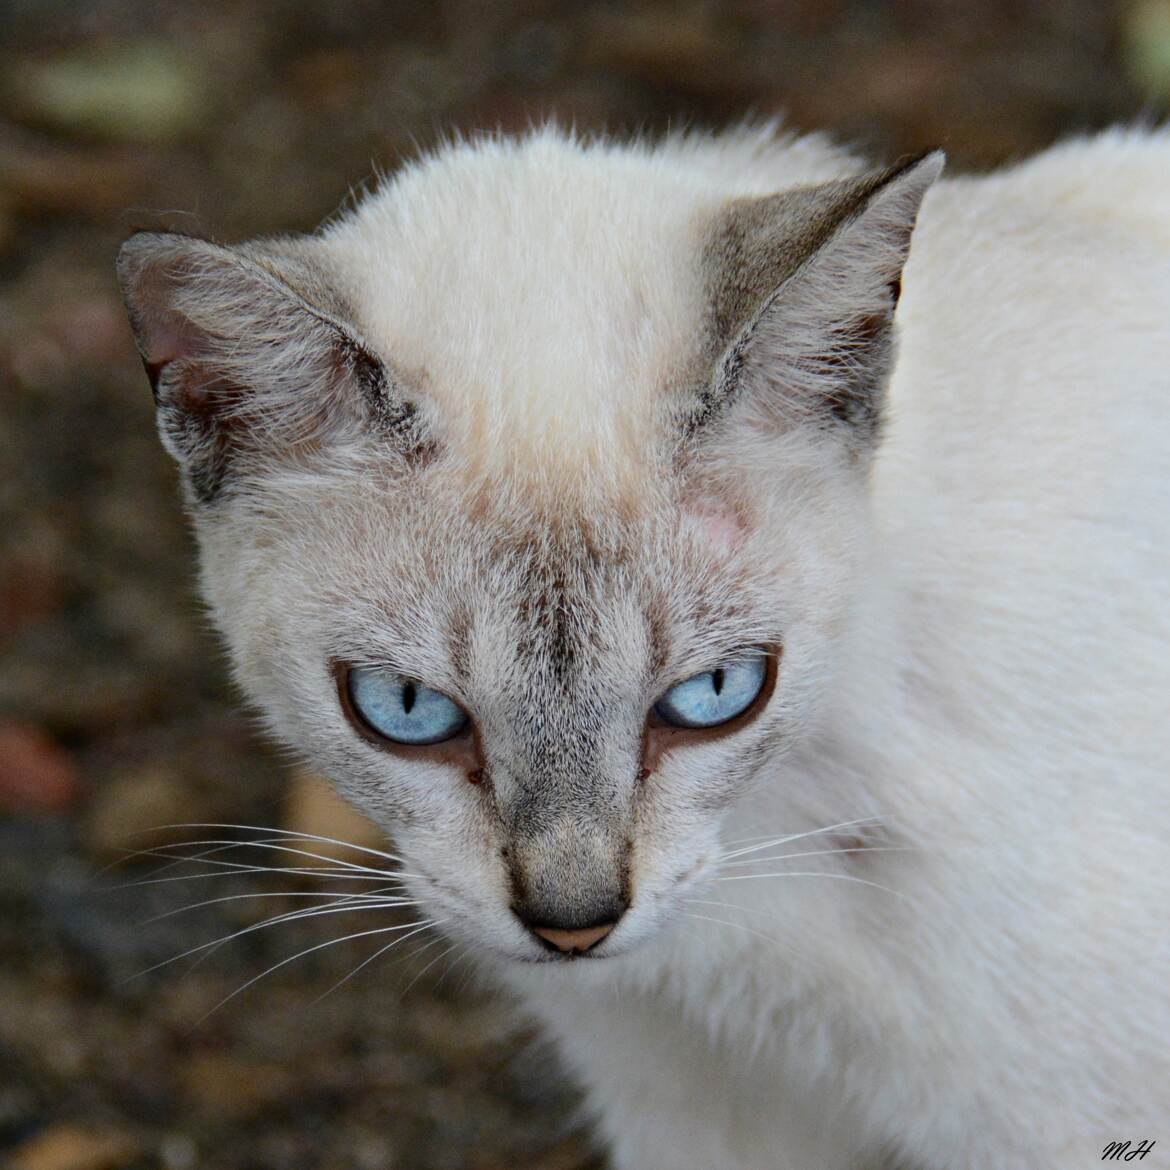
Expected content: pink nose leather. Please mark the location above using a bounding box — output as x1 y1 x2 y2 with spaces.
532 922 615 954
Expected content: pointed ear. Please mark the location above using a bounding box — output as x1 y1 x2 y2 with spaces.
690 151 944 449
116 232 421 503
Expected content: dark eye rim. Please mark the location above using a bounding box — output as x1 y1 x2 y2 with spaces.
332 660 475 754
646 646 780 740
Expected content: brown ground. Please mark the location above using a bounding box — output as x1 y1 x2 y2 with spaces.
1 2 1164 1167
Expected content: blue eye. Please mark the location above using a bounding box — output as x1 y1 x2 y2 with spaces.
654 653 769 729
347 667 469 746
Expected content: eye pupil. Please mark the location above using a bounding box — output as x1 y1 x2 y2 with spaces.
402 681 416 714
712 668 724 696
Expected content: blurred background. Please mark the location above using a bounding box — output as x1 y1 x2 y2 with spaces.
1 2 1167 1168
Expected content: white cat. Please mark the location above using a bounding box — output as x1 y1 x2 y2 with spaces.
117 123 1170 1169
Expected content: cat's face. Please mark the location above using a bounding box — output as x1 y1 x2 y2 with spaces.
118 131 939 962
194 451 862 961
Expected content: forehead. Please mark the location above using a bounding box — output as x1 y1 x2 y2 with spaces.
323 137 716 488
299 481 765 680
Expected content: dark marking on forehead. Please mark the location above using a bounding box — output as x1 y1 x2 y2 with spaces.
643 594 671 680
498 516 637 681
337 334 428 454
521 569 579 680
445 604 474 683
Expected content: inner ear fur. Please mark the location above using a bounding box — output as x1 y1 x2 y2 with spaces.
116 232 419 504
691 151 945 446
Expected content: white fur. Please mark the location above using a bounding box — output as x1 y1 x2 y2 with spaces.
141 124 1170 1169
323 124 862 497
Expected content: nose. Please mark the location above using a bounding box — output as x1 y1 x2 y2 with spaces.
530 921 616 954
503 816 630 954
513 902 625 955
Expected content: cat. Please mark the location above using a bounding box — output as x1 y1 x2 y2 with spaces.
117 122 1170 1170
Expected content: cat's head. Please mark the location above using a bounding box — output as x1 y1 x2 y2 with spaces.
117 130 940 963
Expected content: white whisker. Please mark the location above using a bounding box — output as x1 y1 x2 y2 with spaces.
683 899 810 962
112 861 414 891
715 845 915 870
140 886 418 925
718 817 887 849
719 817 890 861
309 919 442 1004
434 944 474 994
134 836 402 877
679 909 797 956
154 822 407 867
717 869 919 907
198 919 439 1020
104 834 357 881
126 897 417 982
453 950 481 998
400 937 459 998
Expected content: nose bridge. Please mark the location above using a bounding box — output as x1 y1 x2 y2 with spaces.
502 746 622 835
508 814 631 929
495 682 631 836
490 689 637 924
491 563 640 927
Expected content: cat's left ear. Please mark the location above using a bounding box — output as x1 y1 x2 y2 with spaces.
691 151 944 448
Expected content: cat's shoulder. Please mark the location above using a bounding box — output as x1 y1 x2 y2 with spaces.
906 124 1170 268
992 125 1170 242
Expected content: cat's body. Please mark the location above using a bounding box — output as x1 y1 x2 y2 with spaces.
118 124 1170 1170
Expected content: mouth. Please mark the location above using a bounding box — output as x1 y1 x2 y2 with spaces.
515 946 612 964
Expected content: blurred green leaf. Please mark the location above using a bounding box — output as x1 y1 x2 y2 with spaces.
10 41 208 143
1124 0 1170 98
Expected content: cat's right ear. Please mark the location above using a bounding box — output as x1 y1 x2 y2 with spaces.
117 232 421 504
